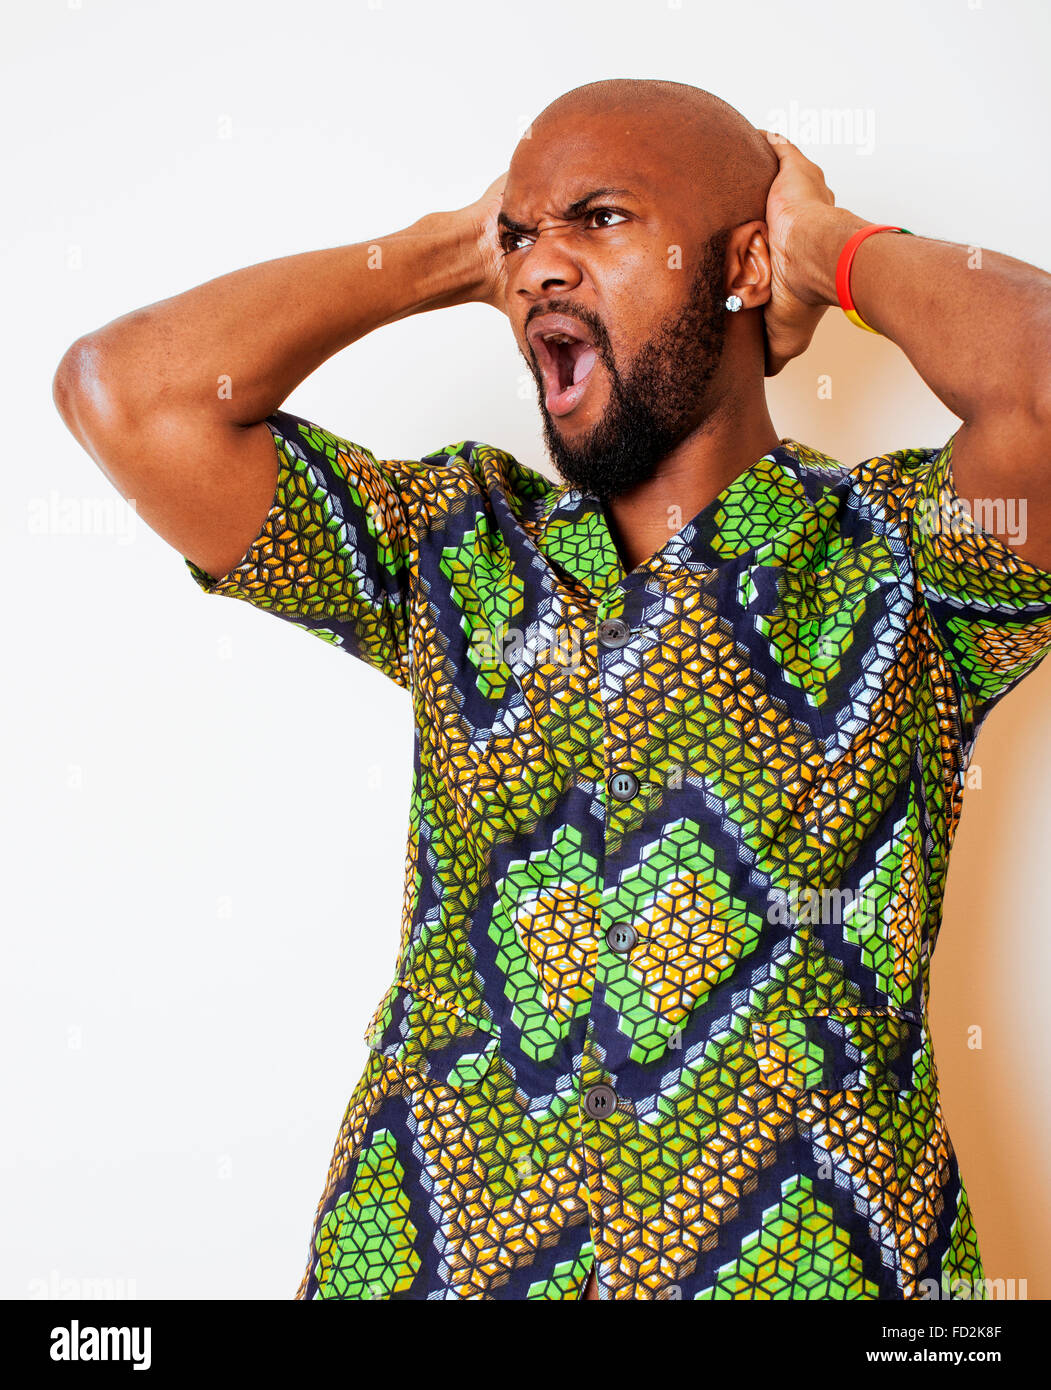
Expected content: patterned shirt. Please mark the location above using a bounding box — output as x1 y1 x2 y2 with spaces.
184 408 1051 1301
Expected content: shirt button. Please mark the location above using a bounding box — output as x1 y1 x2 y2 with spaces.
608 770 639 802
597 617 631 648
605 923 637 954
584 1084 618 1119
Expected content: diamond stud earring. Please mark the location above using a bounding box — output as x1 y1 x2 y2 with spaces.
725 294 743 312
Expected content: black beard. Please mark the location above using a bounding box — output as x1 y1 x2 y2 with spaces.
530 227 733 502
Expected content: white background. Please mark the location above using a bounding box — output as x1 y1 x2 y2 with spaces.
4 0 1050 1298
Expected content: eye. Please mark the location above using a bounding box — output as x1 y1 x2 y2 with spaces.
585 207 628 230
499 230 532 255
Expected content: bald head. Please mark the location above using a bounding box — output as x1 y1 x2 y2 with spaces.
529 78 778 232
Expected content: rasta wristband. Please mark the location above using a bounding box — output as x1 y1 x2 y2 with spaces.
835 223 914 333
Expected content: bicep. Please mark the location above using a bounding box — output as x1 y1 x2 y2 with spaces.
54 336 281 580
157 414 281 581
946 409 1051 572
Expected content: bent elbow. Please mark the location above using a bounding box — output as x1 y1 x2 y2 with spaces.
52 335 130 446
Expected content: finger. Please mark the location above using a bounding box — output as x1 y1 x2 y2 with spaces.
760 129 816 168
760 129 829 182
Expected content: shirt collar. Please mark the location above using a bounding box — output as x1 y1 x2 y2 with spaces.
536 438 847 596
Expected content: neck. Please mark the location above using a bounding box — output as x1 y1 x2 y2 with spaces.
599 394 781 573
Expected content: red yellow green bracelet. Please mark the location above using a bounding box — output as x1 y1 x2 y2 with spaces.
835 223 914 333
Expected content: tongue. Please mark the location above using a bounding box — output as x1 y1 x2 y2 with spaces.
572 345 597 385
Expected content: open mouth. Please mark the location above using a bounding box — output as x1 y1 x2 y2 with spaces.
528 318 600 418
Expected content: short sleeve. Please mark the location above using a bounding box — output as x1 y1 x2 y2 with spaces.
907 430 1051 727
183 408 418 689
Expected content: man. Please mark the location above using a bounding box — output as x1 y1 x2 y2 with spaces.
52 78 1051 1301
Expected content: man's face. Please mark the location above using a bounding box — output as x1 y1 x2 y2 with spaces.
500 113 732 500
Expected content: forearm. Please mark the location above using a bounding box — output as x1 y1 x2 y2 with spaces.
60 210 486 429
789 206 1051 422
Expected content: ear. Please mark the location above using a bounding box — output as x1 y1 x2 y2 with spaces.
726 221 773 309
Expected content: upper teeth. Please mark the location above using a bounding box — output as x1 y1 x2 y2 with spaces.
543 332 578 344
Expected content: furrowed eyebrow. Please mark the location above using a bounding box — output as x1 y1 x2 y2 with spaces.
497 187 638 236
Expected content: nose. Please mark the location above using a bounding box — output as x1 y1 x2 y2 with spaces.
514 227 584 301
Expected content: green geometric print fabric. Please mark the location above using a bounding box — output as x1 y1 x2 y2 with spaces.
183 409 1051 1299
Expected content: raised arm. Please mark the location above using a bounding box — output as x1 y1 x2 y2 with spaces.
758 131 1051 571
51 177 508 580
